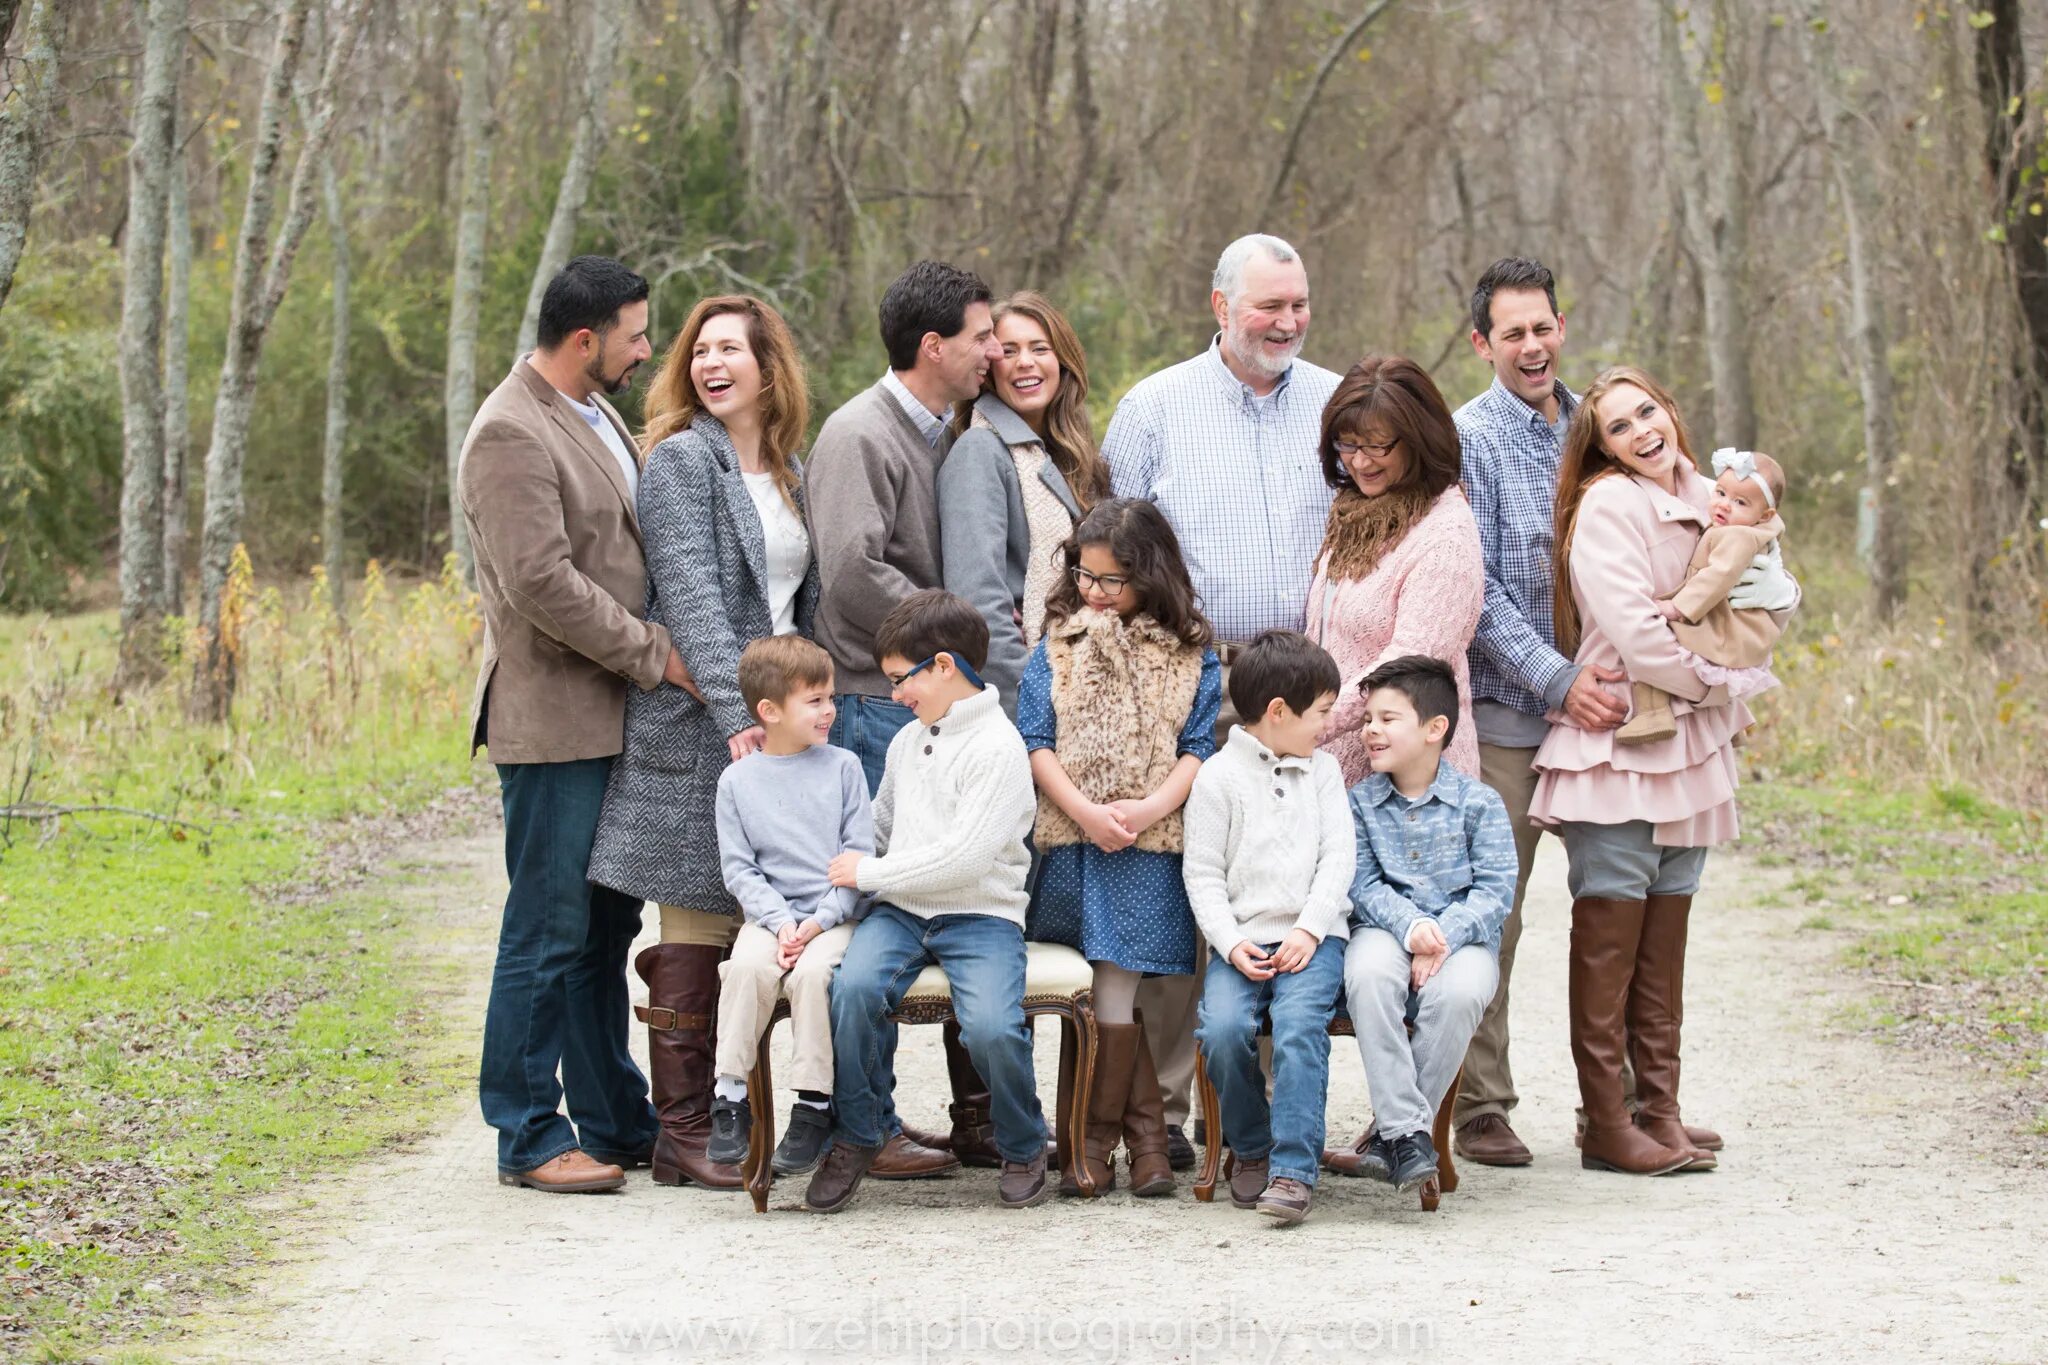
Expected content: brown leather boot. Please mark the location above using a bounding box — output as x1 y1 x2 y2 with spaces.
1569 898 1693 1176
636 943 743 1190
1628 893 1715 1170
1121 1025 1175 1197
942 1019 1003 1167
1064 1022 1136 1196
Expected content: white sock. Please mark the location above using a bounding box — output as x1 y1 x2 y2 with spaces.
795 1093 830 1110
714 1074 748 1103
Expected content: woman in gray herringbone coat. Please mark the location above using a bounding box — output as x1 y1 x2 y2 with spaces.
588 295 818 1191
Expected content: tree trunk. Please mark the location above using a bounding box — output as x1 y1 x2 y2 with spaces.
0 0 65 312
443 0 495 585
514 0 621 359
115 0 188 691
1655 0 1757 449
320 151 349 613
161 117 192 614
190 0 367 720
1806 5 1904 620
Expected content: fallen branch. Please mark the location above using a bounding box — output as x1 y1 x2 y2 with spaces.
0 802 214 849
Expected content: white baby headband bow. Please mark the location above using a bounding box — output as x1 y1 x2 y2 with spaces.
1710 448 1775 509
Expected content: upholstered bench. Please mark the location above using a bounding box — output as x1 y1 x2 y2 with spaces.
741 941 1099 1212
1192 1013 1461 1212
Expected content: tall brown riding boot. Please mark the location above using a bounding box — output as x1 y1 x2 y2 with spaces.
943 1018 1003 1167
1064 1023 1137 1196
1569 898 1693 1176
636 943 743 1190
1121 1024 1175 1197
1628 893 1715 1169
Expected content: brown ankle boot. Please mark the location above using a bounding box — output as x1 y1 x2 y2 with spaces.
636 943 743 1190
1628 894 1714 1169
1121 1024 1175 1197
1065 1023 1137 1196
1569 898 1693 1176
1615 682 1677 745
942 1019 1002 1168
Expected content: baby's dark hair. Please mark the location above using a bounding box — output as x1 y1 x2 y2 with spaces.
1360 654 1459 747
873 588 990 671
1227 630 1340 722
739 635 834 723
1041 497 1213 649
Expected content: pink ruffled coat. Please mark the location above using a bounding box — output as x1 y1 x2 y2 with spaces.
1530 469 1749 847
1306 486 1484 786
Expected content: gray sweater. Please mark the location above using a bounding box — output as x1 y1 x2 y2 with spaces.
714 744 874 932
805 382 948 697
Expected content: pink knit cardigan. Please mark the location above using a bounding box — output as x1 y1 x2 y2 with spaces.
1530 469 1750 847
1306 486 1484 786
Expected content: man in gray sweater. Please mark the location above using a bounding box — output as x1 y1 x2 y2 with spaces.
805 260 1003 1176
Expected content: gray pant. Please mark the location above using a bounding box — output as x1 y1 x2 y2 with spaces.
1559 820 1708 900
1345 928 1499 1141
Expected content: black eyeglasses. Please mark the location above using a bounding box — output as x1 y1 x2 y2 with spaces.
1334 437 1399 458
1070 566 1131 596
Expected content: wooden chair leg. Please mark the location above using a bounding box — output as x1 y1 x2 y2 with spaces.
744 1019 777 1215
1067 1003 1098 1197
1191 1045 1224 1202
1433 1062 1461 1195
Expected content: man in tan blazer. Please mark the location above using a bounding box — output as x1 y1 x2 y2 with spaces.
461 255 694 1192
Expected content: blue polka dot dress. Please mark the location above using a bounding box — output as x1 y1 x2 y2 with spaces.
1020 640 1222 975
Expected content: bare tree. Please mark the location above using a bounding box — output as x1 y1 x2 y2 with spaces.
319 141 349 612
514 0 623 358
442 0 495 584
1257 0 1396 225
191 0 368 719
161 113 192 614
115 0 188 689
0 0 64 310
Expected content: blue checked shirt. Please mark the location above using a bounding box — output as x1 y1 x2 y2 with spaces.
1104 339 1341 643
1456 376 1581 724
1346 759 1518 956
881 370 948 449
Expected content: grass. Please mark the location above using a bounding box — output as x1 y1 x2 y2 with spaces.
0 561 488 1361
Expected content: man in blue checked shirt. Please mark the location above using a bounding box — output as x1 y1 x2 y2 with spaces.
1104 231 1342 1167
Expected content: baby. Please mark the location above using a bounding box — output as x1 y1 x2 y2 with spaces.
1618 448 1788 746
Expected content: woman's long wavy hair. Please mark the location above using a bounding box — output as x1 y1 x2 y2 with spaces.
956 291 1110 507
640 295 810 505
1551 365 1699 656
1041 497 1213 649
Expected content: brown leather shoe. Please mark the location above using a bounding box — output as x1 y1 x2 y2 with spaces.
1569 897 1694 1176
1255 1176 1313 1224
897 1120 954 1153
802 1139 879 1214
636 944 743 1190
998 1149 1054 1208
867 1130 961 1180
1120 1025 1175 1197
1226 1153 1269 1209
498 1149 625 1193
1454 1113 1533 1166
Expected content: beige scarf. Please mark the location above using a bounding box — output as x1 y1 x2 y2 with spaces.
1036 607 1204 854
1317 485 1432 582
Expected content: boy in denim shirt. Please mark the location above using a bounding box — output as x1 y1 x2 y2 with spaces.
1340 655 1517 1192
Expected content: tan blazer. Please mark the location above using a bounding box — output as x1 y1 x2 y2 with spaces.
458 359 672 763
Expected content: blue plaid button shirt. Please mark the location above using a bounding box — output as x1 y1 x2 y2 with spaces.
1103 339 1341 644
1455 375 1581 719
1346 759 1518 956
881 370 948 449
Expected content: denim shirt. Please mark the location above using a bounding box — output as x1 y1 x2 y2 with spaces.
1346 757 1518 955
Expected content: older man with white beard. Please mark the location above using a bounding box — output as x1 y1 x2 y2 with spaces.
1101 232 1342 1167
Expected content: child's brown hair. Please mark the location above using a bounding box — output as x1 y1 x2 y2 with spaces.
739 635 834 722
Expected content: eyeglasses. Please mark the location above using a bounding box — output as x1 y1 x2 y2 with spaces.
1069 566 1131 596
883 656 937 688
1334 437 1399 458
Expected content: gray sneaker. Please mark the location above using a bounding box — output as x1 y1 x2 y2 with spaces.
706 1096 750 1167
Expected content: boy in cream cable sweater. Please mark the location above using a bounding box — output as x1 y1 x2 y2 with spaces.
803 590 1052 1213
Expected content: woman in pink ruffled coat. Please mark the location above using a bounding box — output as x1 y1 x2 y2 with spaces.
1305 356 1484 786
1533 365 1797 1180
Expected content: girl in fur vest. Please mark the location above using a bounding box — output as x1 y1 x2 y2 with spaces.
1020 497 1222 1197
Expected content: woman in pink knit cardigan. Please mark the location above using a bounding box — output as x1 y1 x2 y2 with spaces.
1305 356 1484 786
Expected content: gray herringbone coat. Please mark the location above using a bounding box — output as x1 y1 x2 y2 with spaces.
587 414 821 910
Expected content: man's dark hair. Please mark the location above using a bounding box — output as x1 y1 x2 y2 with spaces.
1360 654 1460 747
1227 630 1340 723
1469 256 1559 339
878 260 993 372
873 588 991 672
536 255 649 350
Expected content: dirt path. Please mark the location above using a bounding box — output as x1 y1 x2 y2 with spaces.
179 835 2048 1364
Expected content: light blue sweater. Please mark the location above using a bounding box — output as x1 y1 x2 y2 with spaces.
714 744 874 932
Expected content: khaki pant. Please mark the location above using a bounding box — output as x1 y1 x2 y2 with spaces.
1455 743 1546 1124
659 904 741 947
713 921 856 1093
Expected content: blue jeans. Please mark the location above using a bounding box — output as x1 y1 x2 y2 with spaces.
480 758 656 1172
829 905 1047 1162
1195 937 1346 1186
